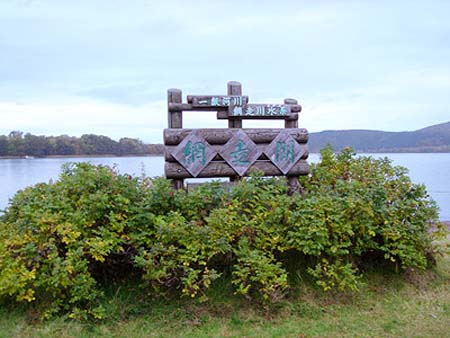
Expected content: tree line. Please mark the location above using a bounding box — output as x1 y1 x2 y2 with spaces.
0 131 164 157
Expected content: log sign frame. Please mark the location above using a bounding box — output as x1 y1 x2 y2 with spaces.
164 81 309 193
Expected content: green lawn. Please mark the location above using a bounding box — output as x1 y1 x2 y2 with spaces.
1 249 449 338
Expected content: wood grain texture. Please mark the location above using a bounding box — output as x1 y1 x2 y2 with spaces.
167 89 182 128
167 102 296 113
188 95 248 107
169 103 227 111
227 81 242 129
165 143 309 162
285 97 301 194
229 104 292 118
227 82 242 179
165 159 310 179
263 130 306 175
284 98 299 129
227 81 242 95
171 179 184 190
167 88 183 188
284 98 301 109
170 131 216 177
165 83 307 188
219 129 261 176
218 110 299 120
164 128 309 145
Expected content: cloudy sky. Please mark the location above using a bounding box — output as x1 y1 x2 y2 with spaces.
1 0 449 143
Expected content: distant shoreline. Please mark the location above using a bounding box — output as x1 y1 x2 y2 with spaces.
2 151 450 160
0 154 163 160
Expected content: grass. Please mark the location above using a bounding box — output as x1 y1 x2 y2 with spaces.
1 248 449 338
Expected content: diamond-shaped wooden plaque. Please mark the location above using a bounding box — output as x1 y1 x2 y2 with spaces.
220 130 261 176
171 131 216 177
264 130 305 175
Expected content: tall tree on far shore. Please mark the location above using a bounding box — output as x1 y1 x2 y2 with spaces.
8 131 25 156
0 135 8 156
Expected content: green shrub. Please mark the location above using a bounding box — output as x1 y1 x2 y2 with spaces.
0 148 446 319
0 163 145 319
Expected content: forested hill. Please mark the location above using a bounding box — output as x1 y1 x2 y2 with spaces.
308 121 450 153
0 131 164 157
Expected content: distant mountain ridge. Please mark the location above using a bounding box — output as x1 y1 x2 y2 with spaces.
308 121 450 153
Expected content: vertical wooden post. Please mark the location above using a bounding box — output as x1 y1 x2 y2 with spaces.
284 98 298 129
168 88 184 189
227 81 242 129
227 81 242 182
168 89 182 128
284 98 301 195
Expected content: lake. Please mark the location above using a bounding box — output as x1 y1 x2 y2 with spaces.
0 154 449 220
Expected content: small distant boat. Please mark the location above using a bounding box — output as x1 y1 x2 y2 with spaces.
24 155 35 159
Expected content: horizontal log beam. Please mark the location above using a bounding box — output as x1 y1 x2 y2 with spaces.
164 144 309 162
168 103 301 114
230 104 302 115
165 160 310 179
168 103 228 112
186 95 249 103
187 95 249 107
164 128 309 145
217 111 299 120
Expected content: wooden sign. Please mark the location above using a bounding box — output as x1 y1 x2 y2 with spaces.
189 95 248 108
165 159 310 179
219 130 261 176
169 129 307 177
165 81 309 193
171 131 216 177
164 128 309 146
165 143 308 163
264 130 306 175
229 104 291 118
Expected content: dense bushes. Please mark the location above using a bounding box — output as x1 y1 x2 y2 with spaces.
0 147 446 319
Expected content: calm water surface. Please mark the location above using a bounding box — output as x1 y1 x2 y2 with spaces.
0 156 165 215
0 154 449 220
